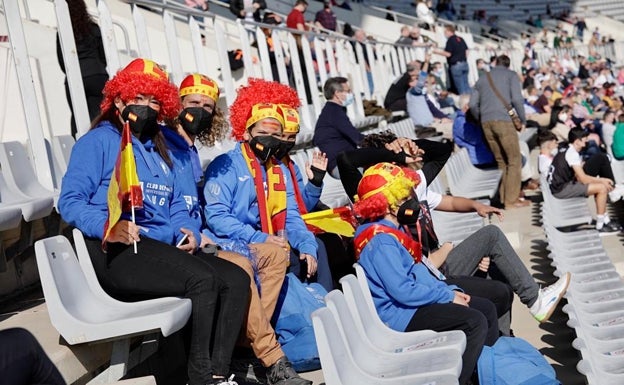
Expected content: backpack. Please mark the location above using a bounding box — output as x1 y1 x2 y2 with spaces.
271 273 327 372
478 336 560 385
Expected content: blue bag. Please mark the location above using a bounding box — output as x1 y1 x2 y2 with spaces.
271 273 327 372
478 336 560 385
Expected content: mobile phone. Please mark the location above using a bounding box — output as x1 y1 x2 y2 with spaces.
176 234 189 247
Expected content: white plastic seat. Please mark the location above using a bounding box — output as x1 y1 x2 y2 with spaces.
52 134 75 170
340 272 466 354
445 148 502 199
311 307 460 385
325 289 463 378
0 205 22 231
35 235 192 345
0 141 59 207
0 170 53 222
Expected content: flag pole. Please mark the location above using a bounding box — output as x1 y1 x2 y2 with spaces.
131 205 137 254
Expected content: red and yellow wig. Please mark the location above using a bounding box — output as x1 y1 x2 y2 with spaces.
354 163 421 220
229 78 300 140
100 58 181 121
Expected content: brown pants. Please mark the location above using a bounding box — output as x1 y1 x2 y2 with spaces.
482 121 522 207
218 243 288 367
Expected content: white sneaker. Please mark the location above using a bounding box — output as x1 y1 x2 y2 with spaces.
608 184 624 202
213 375 238 385
529 272 571 323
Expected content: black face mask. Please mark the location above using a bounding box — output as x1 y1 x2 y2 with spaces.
249 134 281 162
396 198 420 225
178 107 214 136
121 104 159 138
274 140 296 160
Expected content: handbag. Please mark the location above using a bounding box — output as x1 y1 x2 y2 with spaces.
486 72 523 132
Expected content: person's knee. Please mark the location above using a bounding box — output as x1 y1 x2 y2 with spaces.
252 243 289 271
0 328 39 355
480 224 504 241
219 251 255 279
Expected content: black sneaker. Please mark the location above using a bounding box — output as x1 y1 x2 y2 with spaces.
598 222 621 236
266 357 312 385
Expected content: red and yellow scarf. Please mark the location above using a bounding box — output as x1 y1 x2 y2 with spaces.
354 224 422 263
242 142 287 235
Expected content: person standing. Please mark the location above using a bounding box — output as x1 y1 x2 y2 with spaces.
469 54 527 209
434 25 470 95
314 2 337 32
229 0 266 22
56 0 108 138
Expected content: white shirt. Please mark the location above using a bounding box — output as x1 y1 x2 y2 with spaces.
538 153 553 174
565 145 582 168
415 170 443 211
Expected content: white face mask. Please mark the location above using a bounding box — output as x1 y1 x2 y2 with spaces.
559 113 568 122
550 147 558 156
343 93 354 107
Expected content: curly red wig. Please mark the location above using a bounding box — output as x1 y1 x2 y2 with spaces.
229 78 300 141
354 163 421 220
100 58 181 121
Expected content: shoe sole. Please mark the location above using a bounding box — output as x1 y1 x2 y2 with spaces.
599 230 621 237
538 272 571 323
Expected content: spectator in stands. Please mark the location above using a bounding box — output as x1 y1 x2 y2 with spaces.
384 61 420 112
573 17 587 42
353 162 500 385
314 1 337 32
408 26 430 61
434 25 470 95
538 131 559 174
229 0 266 22
385 6 396 21
430 62 448 92
549 105 574 142
533 86 553 114
547 128 624 233
415 0 436 30
395 25 413 45
352 29 375 94
286 0 313 103
470 54 527 209
406 53 453 133
476 58 489 79
436 0 456 21
612 114 624 160
0 328 65 385
165 75 312 385
58 58 250 385
57 0 108 138
204 79 333 292
453 94 495 167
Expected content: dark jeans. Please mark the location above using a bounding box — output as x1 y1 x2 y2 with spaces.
405 290 498 385
288 236 334 291
337 139 453 201
85 237 250 385
0 328 65 385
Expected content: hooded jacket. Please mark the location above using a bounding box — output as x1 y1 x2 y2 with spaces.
59 121 200 247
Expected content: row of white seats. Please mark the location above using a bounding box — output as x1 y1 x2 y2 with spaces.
312 263 466 384
539 177 624 384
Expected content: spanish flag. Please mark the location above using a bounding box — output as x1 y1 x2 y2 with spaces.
102 122 143 245
301 206 358 237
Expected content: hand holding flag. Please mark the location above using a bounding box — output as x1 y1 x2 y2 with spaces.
103 121 143 252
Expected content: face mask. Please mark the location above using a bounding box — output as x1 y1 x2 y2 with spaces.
396 198 420 225
274 140 296 160
550 147 558 156
559 113 568 122
121 104 159 137
178 107 213 136
249 134 281 162
434 69 444 77
343 93 354 107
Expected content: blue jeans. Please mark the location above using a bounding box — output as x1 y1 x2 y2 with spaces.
450 61 470 95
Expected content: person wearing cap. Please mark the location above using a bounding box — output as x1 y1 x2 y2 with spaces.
277 104 355 286
352 162 501 385
168 74 310 385
203 79 321 385
58 59 250 385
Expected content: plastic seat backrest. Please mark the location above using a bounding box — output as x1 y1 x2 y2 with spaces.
0 141 54 198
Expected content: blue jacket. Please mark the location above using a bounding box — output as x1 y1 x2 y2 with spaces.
313 102 364 171
203 143 318 257
452 110 495 166
59 122 200 247
288 159 322 212
161 128 204 232
356 219 459 332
